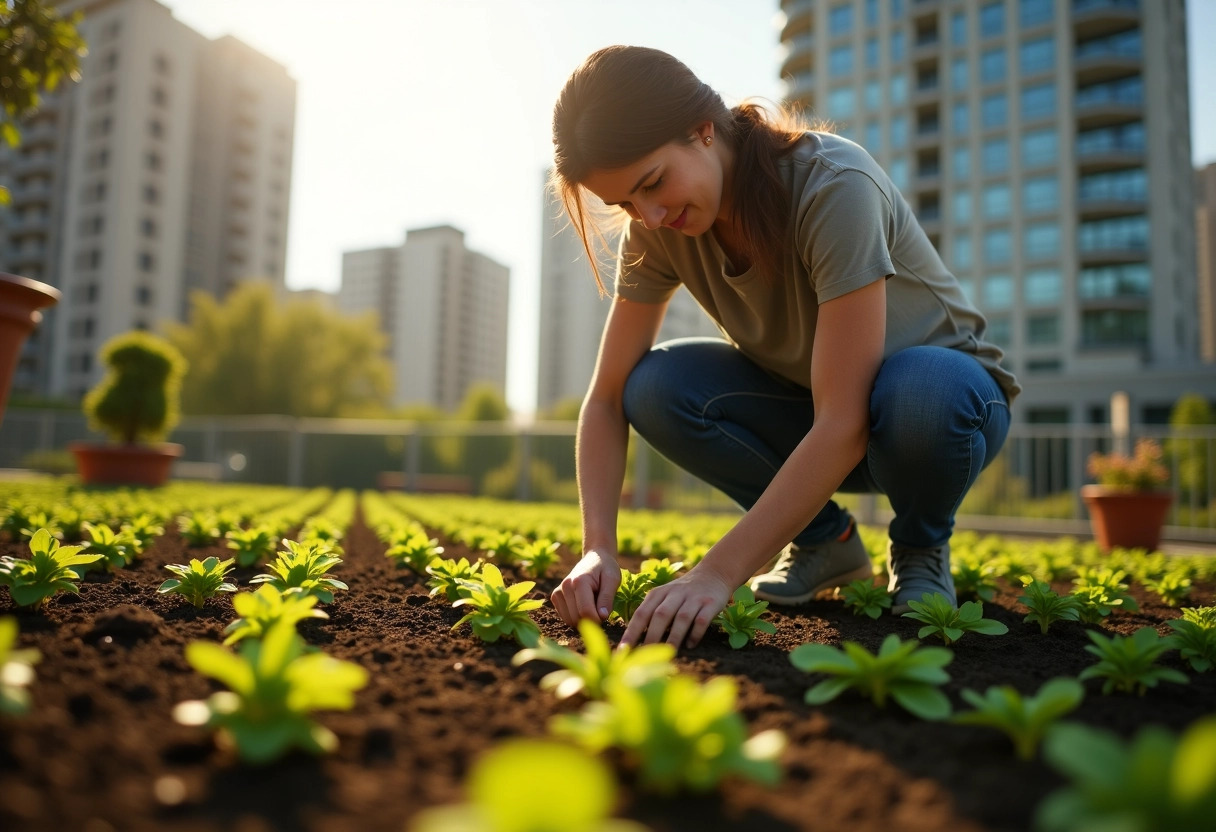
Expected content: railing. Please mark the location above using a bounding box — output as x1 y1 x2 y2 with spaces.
1 411 1213 541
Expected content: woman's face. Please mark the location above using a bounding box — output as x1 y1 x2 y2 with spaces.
581 127 729 236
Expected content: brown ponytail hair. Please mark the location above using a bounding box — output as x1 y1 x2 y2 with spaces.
551 45 815 294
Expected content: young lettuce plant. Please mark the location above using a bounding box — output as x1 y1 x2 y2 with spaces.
222 584 329 646
172 619 368 764
901 593 1009 645
789 633 954 720
158 556 238 607
1079 626 1189 695
1143 570 1192 608
1017 578 1083 634
951 677 1084 761
425 557 483 602
1164 618 1216 673
386 532 445 574
638 557 685 586
178 513 220 547
611 569 654 624
713 585 777 648
1070 566 1139 624
552 673 786 793
840 578 892 619
1036 717 1216 832
250 540 348 604
120 514 164 555
452 563 543 647
5 529 103 610
0 617 40 716
512 618 675 699
515 538 561 580
81 521 134 572
951 559 999 602
225 526 279 568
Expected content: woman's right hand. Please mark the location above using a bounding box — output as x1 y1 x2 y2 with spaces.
551 549 622 627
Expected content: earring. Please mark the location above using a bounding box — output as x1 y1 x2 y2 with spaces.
703 135 713 146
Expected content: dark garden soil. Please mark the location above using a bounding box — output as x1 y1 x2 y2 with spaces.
1 508 1213 832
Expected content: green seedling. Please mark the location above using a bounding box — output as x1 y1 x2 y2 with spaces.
81 521 134 572
5 529 102 610
840 578 892 619
452 563 543 646
1036 717 1216 832
952 559 999 602
51 507 85 542
1164 618 1216 673
901 593 1009 645
552 673 786 793
178 513 220 547
1079 626 1188 695
480 530 523 564
1182 605 1216 628
20 511 61 543
713 585 776 649
158 556 237 607
225 526 279 568
789 633 954 720
515 538 561 580
211 510 243 538
250 539 348 604
386 532 444 574
173 619 367 764
222 584 329 646
1143 570 1192 607
0 503 32 540
411 739 648 832
299 518 343 546
425 557 483 602
612 569 654 624
638 557 685 586
1070 566 1139 624
952 677 1084 761
120 514 164 556
1 616 40 716
1018 578 1083 634
513 618 675 699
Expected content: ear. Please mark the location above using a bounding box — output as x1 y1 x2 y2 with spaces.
692 121 714 144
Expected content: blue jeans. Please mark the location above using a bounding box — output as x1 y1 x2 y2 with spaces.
621 338 1011 549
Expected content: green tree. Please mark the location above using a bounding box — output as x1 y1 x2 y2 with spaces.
165 282 392 418
451 383 513 491
1167 393 1214 504
0 1 87 203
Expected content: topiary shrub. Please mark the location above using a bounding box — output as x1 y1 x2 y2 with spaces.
83 331 187 444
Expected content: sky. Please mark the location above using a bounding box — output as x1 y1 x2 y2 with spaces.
159 0 1216 416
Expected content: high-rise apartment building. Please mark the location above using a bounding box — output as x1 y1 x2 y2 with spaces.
536 175 721 412
0 0 296 400
779 0 1208 423
339 226 510 412
1197 162 1216 364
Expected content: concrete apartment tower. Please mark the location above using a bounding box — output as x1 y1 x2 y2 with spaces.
536 173 721 413
1197 162 1216 364
339 227 510 412
0 0 296 401
779 0 1208 424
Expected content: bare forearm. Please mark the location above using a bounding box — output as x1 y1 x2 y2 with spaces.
698 419 869 589
576 398 631 552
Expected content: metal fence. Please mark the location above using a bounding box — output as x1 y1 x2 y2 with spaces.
2 409 1213 541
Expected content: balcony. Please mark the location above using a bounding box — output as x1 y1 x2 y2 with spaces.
1072 0 1140 40
1077 194 1147 219
1075 81 1142 129
1078 243 1148 266
781 0 814 40
780 37 814 80
1075 31 1142 86
11 152 54 177
781 70 815 106
913 30 941 61
10 183 52 206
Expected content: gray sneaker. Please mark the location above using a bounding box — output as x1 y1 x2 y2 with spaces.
750 521 874 605
887 542 955 614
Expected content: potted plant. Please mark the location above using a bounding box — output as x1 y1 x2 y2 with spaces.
0 273 61 428
68 331 188 487
1081 438 1173 552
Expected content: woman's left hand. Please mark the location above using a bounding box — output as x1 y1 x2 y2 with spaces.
620 565 736 650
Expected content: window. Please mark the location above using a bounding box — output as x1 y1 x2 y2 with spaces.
953 146 971 179
146 151 162 172
889 157 908 190
891 30 905 62
1079 215 1149 252
864 121 881 153
980 48 1006 84
952 102 969 135
1079 264 1150 299
136 286 153 305
1022 128 1058 167
980 2 1004 38
830 45 854 77
984 273 1013 308
1019 0 1053 28
1027 359 1061 373
1079 168 1147 203
981 93 1007 129
951 58 968 91
1023 176 1059 213
1082 309 1148 347
987 317 1011 346
890 115 908 149
890 73 907 105
951 11 967 45
1021 83 1056 121
1025 222 1061 259
982 184 1012 218
154 53 171 75
1019 37 1054 75
86 284 99 303
865 79 881 110
982 138 1010 175
952 236 973 270
890 0 904 17
953 190 972 223
143 184 159 204
138 252 156 272
866 37 879 69
149 119 164 139
1027 315 1060 345
829 4 854 36
141 217 157 238
102 51 118 72
1077 122 1145 156
152 86 168 107
1025 268 1062 304
828 87 856 119
866 0 879 27
984 229 1012 263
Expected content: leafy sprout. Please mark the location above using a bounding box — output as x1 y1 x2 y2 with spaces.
81 521 134 572
512 618 675 699
178 513 220 547
157 556 238 607
1079 626 1189 695
119 514 163 557
840 577 892 619
789 633 954 720
222 584 330 646
386 532 445 574
1164 618 1216 674
515 538 562 580
452 563 543 646
637 557 685 586
249 539 348 604
1017 578 1083 634
713 585 776 649
1143 570 1192 608
1070 566 1139 624
951 678 1084 761
5 528 102 610
0 616 40 716
611 569 654 624
425 557 484 603
951 559 999 602
901 593 1009 645
225 526 279 568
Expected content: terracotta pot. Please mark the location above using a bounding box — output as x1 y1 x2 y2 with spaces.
0 273 61 427
1080 485 1174 552
68 442 184 487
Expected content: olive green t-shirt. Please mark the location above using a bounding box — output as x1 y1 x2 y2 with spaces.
613 131 1021 405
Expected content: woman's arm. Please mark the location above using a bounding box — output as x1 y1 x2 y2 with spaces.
620 277 888 648
551 296 667 627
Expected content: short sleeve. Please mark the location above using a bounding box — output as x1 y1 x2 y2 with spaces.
612 222 681 304
796 169 896 303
